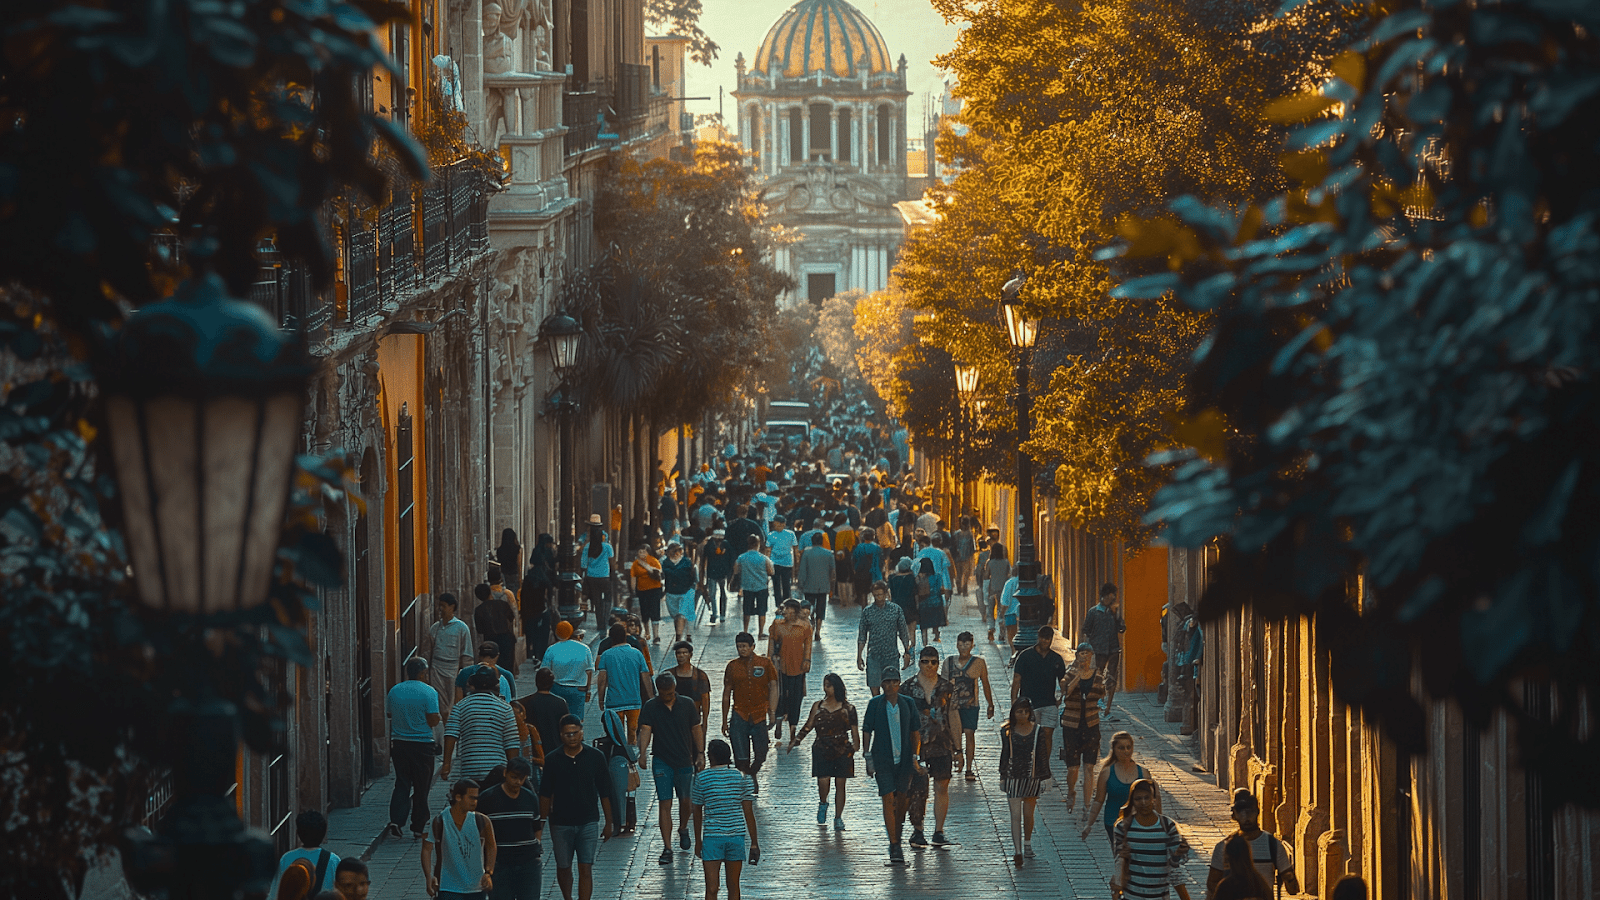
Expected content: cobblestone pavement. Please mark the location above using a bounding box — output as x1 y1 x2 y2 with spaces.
326 591 1243 899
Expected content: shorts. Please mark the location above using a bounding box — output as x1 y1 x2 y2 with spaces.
652 760 694 803
551 821 600 868
922 754 953 781
637 587 663 621
874 765 913 796
1058 724 1102 766
1032 705 1059 730
742 589 770 616
1004 613 1018 626
811 748 855 779
865 655 900 688
665 591 695 620
959 706 979 731
700 833 746 862
1102 652 1121 688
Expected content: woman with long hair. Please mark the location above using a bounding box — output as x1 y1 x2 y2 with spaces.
522 532 558 663
915 556 947 646
786 672 860 832
582 519 615 630
1110 778 1191 900
999 697 1049 866
495 527 523 594
1082 730 1161 845
1211 833 1274 900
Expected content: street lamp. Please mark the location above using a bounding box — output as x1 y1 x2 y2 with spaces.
106 272 309 897
954 363 979 519
1001 273 1047 652
542 313 584 630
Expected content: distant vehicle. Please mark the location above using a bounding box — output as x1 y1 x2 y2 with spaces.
767 400 811 422
763 420 811 447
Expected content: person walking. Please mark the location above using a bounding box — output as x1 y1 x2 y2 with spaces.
998 567 1022 647
785 672 858 831
983 543 1010 643
1010 625 1066 773
766 516 799 603
861 667 921 865
831 513 857 608
943 633 995 781
767 599 812 742
661 542 697 643
1059 641 1107 811
596 623 653 745
915 557 947 646
580 518 615 629
495 529 524 596
425 594 474 728
1082 583 1127 721
421 779 496 900
269 811 340 899
720 633 778 792
440 670 520 786
539 716 617 900
887 558 920 637
473 582 521 681
386 658 441 839
732 536 774 639
1110 777 1193 900
796 532 835 639
856 580 913 697
951 520 976 597
476 757 542 900
543 621 594 721
1205 789 1299 898
903 646 960 849
1209 834 1275 900
691 739 758 900
630 544 665 645
668 640 713 752
851 529 883 607
455 640 516 705
999 698 1048 866
638 672 706 864
1082 730 1161 846
517 668 568 785
521 534 558 666
699 529 734 626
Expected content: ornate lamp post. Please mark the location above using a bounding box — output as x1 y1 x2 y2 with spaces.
542 313 584 629
954 363 979 520
107 273 311 898
1000 273 1046 651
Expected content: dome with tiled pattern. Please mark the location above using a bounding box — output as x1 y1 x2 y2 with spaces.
752 0 893 79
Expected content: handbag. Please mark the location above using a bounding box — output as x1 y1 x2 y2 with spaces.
627 764 641 792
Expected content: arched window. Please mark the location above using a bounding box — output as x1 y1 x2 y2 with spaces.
837 108 853 165
789 108 804 163
877 105 892 164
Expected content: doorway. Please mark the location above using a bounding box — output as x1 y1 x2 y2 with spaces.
807 273 836 306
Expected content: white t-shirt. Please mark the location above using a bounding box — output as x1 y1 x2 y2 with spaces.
269 846 341 897
1209 831 1293 887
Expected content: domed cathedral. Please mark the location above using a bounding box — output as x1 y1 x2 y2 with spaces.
732 0 912 305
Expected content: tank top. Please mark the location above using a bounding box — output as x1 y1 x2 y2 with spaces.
1104 762 1149 828
436 810 484 893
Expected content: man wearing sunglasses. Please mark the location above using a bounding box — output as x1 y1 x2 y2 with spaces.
902 647 961 849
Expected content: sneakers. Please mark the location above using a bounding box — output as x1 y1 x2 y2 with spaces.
931 831 950 847
834 816 846 831
1024 840 1035 858
659 847 673 865
385 823 402 839
909 830 929 849
709 615 719 625
817 801 828 825
888 843 906 864
679 826 691 850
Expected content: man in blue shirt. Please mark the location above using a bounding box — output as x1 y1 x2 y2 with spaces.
454 641 517 704
733 535 775 639
766 517 798 605
386 658 442 837
597 624 653 745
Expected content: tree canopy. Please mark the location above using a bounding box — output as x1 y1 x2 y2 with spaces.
1115 0 1600 802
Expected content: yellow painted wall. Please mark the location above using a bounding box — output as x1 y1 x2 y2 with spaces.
1120 546 1168 692
376 334 429 621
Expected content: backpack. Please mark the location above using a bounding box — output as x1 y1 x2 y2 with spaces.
280 849 330 900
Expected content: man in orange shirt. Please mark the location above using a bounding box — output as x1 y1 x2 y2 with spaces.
768 599 813 741
720 633 779 793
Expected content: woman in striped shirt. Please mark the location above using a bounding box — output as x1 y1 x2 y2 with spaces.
1110 778 1191 900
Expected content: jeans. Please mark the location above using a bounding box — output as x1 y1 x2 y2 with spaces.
771 566 793 601
488 853 541 900
707 578 731 617
551 821 600 868
389 739 434 832
778 674 805 728
728 712 769 775
552 683 587 723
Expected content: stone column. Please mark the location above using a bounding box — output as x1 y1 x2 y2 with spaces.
461 0 484 130
801 107 811 163
830 104 839 162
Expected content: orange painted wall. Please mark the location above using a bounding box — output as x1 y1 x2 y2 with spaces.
1120 545 1168 692
376 334 429 622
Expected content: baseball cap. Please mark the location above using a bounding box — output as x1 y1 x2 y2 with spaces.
478 640 500 657
881 666 902 682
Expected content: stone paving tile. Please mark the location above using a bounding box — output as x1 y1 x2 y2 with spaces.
330 591 1241 899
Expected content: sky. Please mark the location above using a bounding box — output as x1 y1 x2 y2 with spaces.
674 0 962 140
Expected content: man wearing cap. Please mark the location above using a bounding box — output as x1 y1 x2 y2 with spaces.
861 666 921 864
1010 625 1066 779
1207 789 1299 897
543 621 595 721
1058 642 1106 811
857 580 914 697
455 640 517 704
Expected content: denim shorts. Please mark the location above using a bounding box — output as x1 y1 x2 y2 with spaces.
551 821 600 868
666 591 695 620
700 833 746 862
653 760 694 803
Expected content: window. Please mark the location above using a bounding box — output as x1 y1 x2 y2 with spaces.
651 46 660 89
809 104 831 158
789 108 803 163
748 106 761 160
838 108 852 164
807 273 836 305
877 105 892 164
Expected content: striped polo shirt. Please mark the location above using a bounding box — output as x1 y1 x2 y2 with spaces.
690 766 753 838
444 693 519 781
1113 814 1185 899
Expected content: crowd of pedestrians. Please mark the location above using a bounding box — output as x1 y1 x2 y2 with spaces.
270 449 1310 900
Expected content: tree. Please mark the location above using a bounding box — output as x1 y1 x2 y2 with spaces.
1116 0 1600 803
646 0 719 65
816 289 867 384
0 0 418 892
898 0 1358 539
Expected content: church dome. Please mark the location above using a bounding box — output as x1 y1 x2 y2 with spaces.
752 0 893 79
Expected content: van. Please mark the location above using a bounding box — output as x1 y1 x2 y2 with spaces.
763 420 811 446
767 400 811 421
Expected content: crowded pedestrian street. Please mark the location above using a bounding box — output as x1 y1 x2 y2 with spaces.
319 587 1237 899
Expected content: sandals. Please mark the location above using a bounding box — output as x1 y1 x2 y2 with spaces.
964 770 977 782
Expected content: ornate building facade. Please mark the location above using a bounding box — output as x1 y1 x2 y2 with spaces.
731 0 911 304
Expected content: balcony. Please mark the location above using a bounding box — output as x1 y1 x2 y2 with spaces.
564 65 654 158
